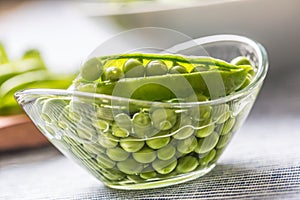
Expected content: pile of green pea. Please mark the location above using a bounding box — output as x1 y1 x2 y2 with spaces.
37 53 255 187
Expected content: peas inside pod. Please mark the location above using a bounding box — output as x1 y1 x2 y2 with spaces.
39 53 255 188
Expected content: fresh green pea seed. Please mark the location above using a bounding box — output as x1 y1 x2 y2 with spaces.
117 158 144 175
127 175 144 183
112 123 130 138
92 119 110 132
98 132 118 149
132 111 152 137
123 58 145 78
195 132 219 154
76 126 95 140
221 117 236 135
96 105 114 121
196 119 215 138
191 65 208 72
82 143 106 155
212 104 229 121
157 144 176 161
120 137 144 152
140 171 157 179
216 132 233 149
41 98 67 123
173 126 195 140
176 156 199 173
146 60 168 76
199 149 216 166
132 146 156 163
44 124 56 136
176 136 197 154
114 113 132 131
151 108 177 131
81 58 103 81
96 153 116 169
102 66 124 81
169 65 188 74
152 158 177 175
146 134 170 149
106 147 130 162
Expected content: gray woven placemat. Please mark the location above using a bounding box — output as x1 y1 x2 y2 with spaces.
1 117 300 200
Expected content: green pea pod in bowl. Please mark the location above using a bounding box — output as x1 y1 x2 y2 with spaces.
15 32 268 190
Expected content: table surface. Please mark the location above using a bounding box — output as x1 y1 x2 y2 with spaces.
1 116 300 200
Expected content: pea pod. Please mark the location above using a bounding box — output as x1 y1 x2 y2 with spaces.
0 70 74 115
75 53 253 101
0 43 8 64
0 49 45 85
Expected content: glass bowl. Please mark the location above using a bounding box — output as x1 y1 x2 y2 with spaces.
15 34 268 190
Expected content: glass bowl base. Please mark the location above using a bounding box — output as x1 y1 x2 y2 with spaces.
104 164 216 190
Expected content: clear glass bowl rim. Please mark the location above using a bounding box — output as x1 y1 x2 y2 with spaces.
15 34 268 107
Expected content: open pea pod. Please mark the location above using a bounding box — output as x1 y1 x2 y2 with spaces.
75 53 253 101
0 43 8 64
0 70 75 115
0 49 46 85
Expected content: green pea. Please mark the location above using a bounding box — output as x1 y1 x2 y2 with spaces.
117 158 144 175
157 144 176 161
216 132 233 149
101 168 126 181
132 111 152 138
221 117 236 135
81 57 103 81
98 132 118 149
76 83 96 93
44 124 56 136
146 133 170 149
176 136 197 154
218 111 231 124
102 66 124 82
106 147 130 162
123 58 145 78
169 65 188 74
96 153 116 169
140 171 157 179
146 60 168 76
82 143 106 155
211 104 230 121
195 132 219 154
41 98 68 123
230 56 252 66
191 65 208 72
199 149 216 166
173 126 195 140
152 158 177 174
112 123 130 138
114 113 132 132
176 156 199 173
76 126 96 140
127 175 144 183
120 137 144 152
151 108 177 131
195 119 215 138
96 105 114 121
132 146 156 163
92 119 110 132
